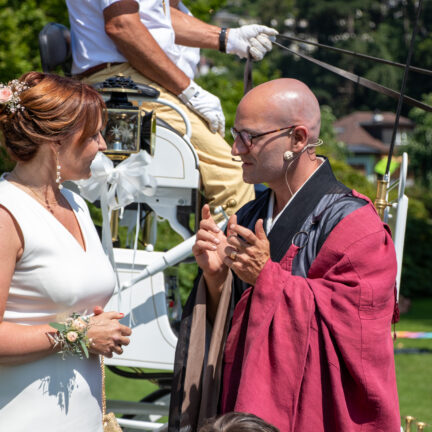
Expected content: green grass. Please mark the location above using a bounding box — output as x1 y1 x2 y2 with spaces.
105 368 158 402
394 298 432 428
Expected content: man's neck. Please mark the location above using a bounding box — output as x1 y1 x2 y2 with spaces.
272 157 323 218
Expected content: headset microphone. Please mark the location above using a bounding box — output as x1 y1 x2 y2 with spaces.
283 151 294 161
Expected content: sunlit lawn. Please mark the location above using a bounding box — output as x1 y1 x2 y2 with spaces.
395 298 432 428
105 368 158 402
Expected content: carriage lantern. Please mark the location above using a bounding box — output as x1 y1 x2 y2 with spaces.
95 75 158 161
94 75 159 243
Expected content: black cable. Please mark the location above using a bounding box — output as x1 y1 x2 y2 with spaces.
385 0 423 176
276 33 432 77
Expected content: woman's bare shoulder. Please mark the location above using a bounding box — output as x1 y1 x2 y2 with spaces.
0 205 24 259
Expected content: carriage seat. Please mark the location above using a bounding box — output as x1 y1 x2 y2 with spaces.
39 23 72 76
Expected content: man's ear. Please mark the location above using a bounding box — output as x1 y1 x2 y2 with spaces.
291 126 308 153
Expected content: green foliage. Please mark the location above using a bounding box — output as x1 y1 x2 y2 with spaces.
178 262 198 306
87 202 103 226
0 146 15 174
230 0 295 30
330 159 377 199
262 0 432 116
296 0 375 40
105 366 158 402
395 94 432 298
183 0 227 22
0 0 68 83
319 105 350 162
151 220 198 305
2 0 432 116
402 93 432 189
399 191 432 299
314 105 376 198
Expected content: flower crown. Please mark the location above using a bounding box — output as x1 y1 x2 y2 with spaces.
0 79 28 114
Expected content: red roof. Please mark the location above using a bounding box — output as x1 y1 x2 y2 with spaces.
334 111 414 155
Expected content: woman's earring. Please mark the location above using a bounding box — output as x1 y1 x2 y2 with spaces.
56 152 63 189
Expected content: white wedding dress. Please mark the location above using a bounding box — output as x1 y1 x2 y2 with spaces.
0 177 116 432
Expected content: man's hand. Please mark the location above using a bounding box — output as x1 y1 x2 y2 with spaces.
226 25 278 61
193 204 230 277
194 205 236 321
224 218 270 285
178 80 225 136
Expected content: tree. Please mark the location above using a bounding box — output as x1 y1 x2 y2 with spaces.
184 0 227 22
266 0 432 116
403 93 432 189
0 0 68 83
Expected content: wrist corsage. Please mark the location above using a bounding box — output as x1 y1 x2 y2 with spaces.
49 313 91 359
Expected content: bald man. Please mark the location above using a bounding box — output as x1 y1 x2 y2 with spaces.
169 79 400 432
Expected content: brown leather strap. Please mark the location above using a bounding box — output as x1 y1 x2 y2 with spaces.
74 62 123 80
276 33 432 77
273 41 432 113
243 50 253 95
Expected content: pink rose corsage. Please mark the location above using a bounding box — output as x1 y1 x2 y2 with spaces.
0 79 29 113
49 312 91 359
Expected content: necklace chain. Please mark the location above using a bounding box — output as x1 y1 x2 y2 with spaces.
7 171 62 214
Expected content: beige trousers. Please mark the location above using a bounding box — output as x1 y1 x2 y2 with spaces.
83 63 254 217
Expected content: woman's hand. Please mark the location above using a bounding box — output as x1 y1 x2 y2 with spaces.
87 311 131 357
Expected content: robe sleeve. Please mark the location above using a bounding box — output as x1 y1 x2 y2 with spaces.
224 203 399 432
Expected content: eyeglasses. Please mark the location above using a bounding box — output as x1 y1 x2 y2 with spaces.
230 125 297 148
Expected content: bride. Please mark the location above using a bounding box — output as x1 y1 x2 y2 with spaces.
0 71 131 431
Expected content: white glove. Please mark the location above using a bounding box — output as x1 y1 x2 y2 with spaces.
226 25 278 61
178 80 225 136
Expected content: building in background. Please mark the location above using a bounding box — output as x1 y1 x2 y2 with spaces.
334 111 414 180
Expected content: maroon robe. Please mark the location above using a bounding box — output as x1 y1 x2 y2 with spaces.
221 193 400 431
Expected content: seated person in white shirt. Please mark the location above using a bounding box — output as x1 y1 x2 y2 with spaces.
66 0 277 217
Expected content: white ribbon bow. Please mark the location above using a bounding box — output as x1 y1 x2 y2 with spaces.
74 151 157 311
76 150 157 210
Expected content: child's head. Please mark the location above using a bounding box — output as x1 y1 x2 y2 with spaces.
199 412 279 432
